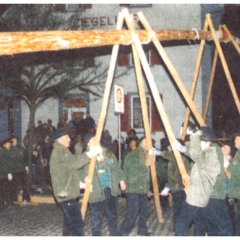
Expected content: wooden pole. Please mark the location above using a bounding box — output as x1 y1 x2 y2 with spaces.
135 11 190 191
181 19 208 140
206 14 240 114
80 12 124 220
137 13 206 127
122 10 162 223
0 29 213 56
203 47 218 121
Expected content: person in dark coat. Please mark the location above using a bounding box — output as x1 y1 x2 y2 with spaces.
10 135 30 203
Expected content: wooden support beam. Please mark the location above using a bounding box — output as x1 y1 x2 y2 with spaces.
136 11 190 191
0 29 213 56
122 9 163 223
80 12 124 220
181 19 208 140
206 14 240 115
203 47 218 121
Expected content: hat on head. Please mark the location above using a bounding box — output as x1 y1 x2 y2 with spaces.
232 128 240 138
51 128 69 141
160 138 170 151
137 136 146 146
82 132 95 150
2 138 11 145
200 126 216 141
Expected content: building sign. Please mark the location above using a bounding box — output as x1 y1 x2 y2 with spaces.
114 84 124 114
64 98 86 107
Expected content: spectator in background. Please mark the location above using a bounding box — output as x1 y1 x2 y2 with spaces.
84 111 96 133
47 119 56 136
10 135 30 204
40 134 53 186
74 134 83 156
101 129 112 151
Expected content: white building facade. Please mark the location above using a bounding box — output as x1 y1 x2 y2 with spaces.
19 4 224 148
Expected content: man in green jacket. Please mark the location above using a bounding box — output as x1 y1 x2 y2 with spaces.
10 135 30 204
50 128 100 236
202 141 233 235
0 138 17 207
227 129 240 235
119 136 155 236
174 127 221 236
79 133 126 236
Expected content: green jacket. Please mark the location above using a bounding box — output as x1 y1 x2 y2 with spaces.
185 134 220 207
210 144 227 199
123 146 150 194
10 145 28 173
228 149 240 199
79 147 125 203
50 142 90 202
161 150 190 193
156 156 168 178
0 147 15 178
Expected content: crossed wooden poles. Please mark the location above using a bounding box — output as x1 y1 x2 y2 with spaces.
0 8 238 223
80 9 240 223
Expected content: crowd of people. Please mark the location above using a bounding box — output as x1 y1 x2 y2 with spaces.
1 113 240 236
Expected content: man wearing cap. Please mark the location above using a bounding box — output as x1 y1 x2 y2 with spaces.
50 128 100 236
226 129 240 235
119 136 156 236
79 133 126 236
174 127 221 236
0 138 17 207
10 135 30 204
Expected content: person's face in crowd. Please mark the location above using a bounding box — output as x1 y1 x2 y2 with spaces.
4 142 11 150
59 134 71 148
235 136 240 149
129 140 137 150
45 135 50 142
76 135 82 144
11 138 17 146
140 138 148 151
200 140 211 151
221 144 231 155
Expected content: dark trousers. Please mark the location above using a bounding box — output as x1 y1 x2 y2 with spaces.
172 190 186 231
59 199 85 236
1 178 16 204
236 198 240 236
203 198 233 236
119 192 150 235
89 187 118 236
175 201 206 236
13 171 30 202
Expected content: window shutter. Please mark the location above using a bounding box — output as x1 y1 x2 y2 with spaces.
118 46 130 66
81 4 92 9
54 4 65 11
120 94 129 131
151 94 163 131
150 49 162 65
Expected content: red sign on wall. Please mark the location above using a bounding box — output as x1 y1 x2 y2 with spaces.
64 98 85 107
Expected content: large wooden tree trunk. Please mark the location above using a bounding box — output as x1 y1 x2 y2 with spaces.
0 29 213 56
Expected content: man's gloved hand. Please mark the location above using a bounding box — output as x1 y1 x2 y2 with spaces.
8 173 12 181
148 148 161 156
25 166 29 174
171 139 186 153
86 145 101 158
